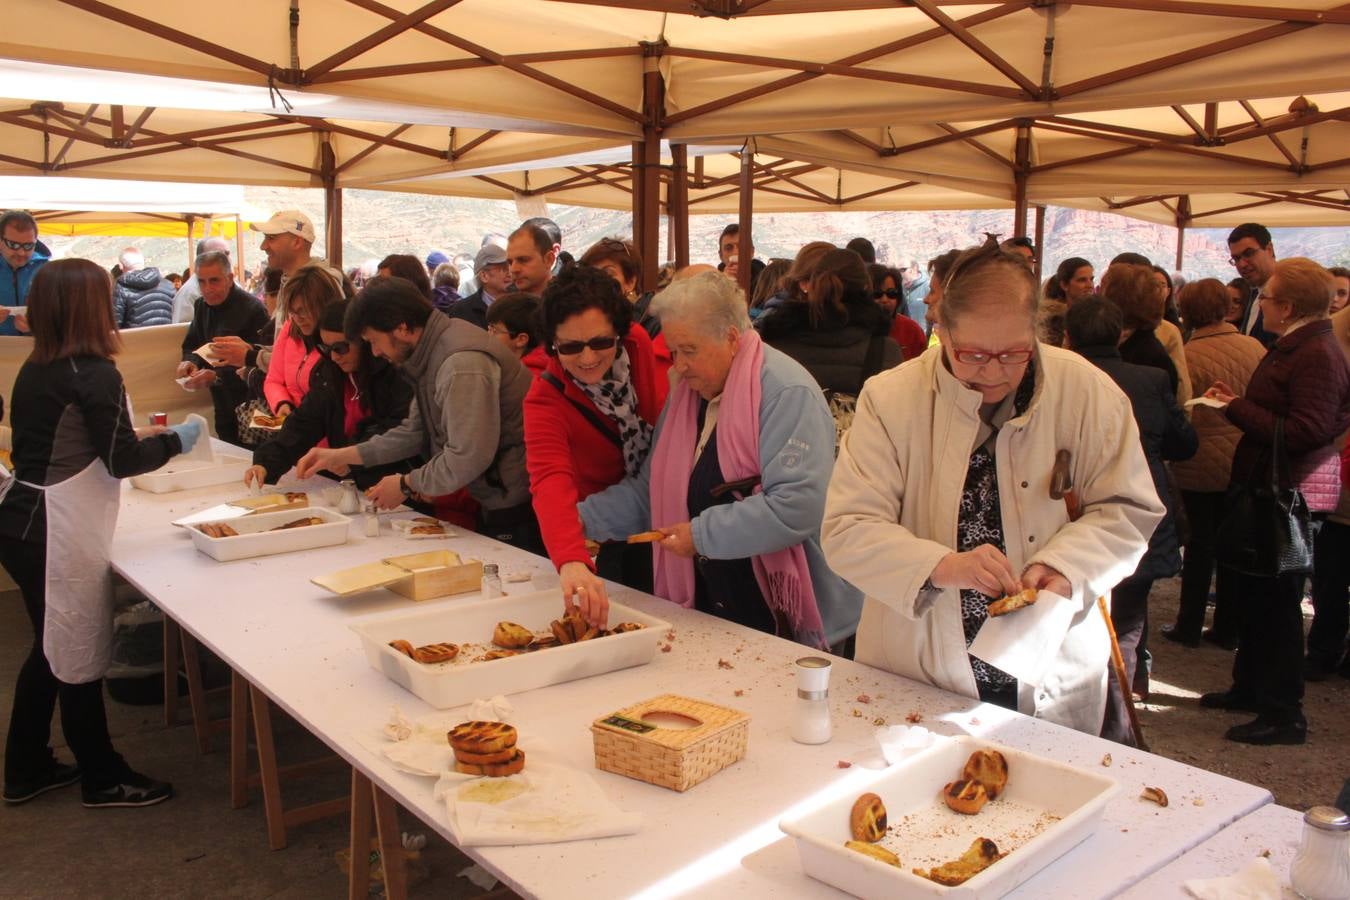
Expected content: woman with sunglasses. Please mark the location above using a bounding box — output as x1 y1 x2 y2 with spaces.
244 300 413 489
758 248 900 395
823 237 1164 736
867 263 927 362
525 266 668 619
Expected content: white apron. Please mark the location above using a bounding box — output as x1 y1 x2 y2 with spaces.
1 459 121 683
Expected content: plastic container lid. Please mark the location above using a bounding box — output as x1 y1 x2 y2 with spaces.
482 563 499 575
1304 806 1350 831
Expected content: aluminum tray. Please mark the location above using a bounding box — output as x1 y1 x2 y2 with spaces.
349 589 671 709
187 506 351 562
779 735 1118 899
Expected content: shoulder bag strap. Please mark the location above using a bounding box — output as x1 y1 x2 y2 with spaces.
539 371 624 451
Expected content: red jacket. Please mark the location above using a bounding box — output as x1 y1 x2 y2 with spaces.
525 326 668 571
522 344 549 377
889 314 928 363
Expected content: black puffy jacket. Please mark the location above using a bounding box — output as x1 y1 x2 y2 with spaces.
756 289 901 394
252 354 416 488
113 268 175 328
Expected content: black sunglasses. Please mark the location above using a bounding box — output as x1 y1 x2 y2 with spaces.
874 288 901 299
2 237 36 252
553 335 619 356
317 340 352 355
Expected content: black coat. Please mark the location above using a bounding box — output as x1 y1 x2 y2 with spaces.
756 289 901 394
447 288 488 329
1118 327 1179 397
1079 345 1199 579
113 267 175 328
251 355 416 488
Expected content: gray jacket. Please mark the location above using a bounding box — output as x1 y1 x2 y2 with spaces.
357 314 531 509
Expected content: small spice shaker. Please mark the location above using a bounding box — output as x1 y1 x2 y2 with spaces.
481 563 503 599
791 656 833 745
1290 806 1350 900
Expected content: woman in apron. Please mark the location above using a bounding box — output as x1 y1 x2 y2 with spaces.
1 259 201 808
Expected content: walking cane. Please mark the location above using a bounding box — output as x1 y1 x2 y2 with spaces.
1050 449 1148 750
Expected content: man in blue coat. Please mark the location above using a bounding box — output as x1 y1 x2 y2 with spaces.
0 210 47 336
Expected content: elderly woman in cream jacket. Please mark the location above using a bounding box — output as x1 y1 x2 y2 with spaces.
823 239 1164 735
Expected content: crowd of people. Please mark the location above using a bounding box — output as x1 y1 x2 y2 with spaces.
1 201 1348 813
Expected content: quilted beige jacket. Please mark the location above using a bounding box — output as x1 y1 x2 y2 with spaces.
1170 324 1266 493
1156 320 1193 405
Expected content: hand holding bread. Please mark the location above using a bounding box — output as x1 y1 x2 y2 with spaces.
930 545 1021 598
559 560 609 629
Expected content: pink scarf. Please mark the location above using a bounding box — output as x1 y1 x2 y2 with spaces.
649 329 827 649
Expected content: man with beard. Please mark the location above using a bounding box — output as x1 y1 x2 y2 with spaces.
507 222 557 296
295 276 541 553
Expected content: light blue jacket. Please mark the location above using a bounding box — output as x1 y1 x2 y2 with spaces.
579 343 863 647
0 245 48 336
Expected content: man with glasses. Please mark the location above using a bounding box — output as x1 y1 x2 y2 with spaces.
295 276 543 554
0 210 46 335
1227 222 1278 346
451 244 512 329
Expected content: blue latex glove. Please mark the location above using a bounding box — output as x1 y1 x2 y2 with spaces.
167 420 202 454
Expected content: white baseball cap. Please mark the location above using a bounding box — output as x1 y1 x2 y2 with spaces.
250 210 316 243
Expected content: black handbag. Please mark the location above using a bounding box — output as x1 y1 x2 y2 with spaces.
1215 417 1315 577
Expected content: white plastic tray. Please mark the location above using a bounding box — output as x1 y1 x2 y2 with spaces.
349 589 672 709
779 735 1118 899
131 451 252 493
187 506 352 562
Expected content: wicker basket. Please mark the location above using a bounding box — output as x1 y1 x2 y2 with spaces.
591 694 749 792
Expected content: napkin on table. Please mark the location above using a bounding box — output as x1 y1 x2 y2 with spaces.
1183 857 1282 900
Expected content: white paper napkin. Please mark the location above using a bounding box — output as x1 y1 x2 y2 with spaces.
1185 396 1228 410
433 756 641 847
968 591 1077 686
1183 857 1282 900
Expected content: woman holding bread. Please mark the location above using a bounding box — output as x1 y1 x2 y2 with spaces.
525 265 667 621
578 271 861 651
822 238 1164 734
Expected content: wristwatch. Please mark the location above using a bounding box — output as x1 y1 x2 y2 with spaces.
399 474 413 497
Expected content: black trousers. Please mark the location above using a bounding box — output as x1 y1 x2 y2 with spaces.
1309 519 1350 666
1111 575 1153 694
209 381 247 447
477 501 546 558
0 539 123 789
1231 571 1307 724
595 541 653 595
1176 490 1238 641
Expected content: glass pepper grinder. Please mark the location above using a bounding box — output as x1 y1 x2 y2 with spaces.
791 656 833 745
1290 806 1350 900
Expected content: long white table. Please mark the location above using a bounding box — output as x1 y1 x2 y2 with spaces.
111 471 1273 899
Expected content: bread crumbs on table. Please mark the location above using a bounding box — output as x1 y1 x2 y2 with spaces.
660 644 671 653
837 760 852 768
734 689 744 697
717 658 734 669
665 630 676 641
851 709 862 718
872 716 887 726
856 693 871 704
905 711 923 724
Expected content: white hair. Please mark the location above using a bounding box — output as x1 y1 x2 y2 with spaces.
650 271 750 337
118 247 144 271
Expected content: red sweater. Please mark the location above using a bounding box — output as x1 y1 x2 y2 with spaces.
525 326 668 571
889 314 928 363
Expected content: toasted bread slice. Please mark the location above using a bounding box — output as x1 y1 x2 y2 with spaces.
550 619 575 645
410 524 446 535
476 649 523 662
492 621 533 649
453 745 519 766
845 840 900 867
611 622 645 633
850 792 888 842
448 721 517 755
411 642 459 664
454 749 525 777
915 837 1003 886
962 749 1009 799
564 612 588 643
626 530 665 544
943 779 989 815
271 516 322 531
388 639 415 659
987 588 1037 617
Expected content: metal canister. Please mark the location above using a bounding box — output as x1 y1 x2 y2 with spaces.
149 412 168 426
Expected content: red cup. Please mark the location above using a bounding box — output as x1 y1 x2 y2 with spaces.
150 412 168 426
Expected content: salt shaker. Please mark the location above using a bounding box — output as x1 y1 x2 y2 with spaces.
337 479 360 514
791 656 833 744
481 563 503 599
1290 806 1350 900
361 499 379 538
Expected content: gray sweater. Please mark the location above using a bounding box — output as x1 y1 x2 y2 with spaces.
357 314 531 510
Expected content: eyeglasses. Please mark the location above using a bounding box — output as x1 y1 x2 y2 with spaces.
874 288 901 299
948 345 1034 366
1 237 36 252
553 335 618 356
1229 246 1263 266
317 340 351 356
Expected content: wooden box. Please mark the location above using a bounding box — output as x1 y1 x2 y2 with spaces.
312 549 483 601
591 694 749 792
